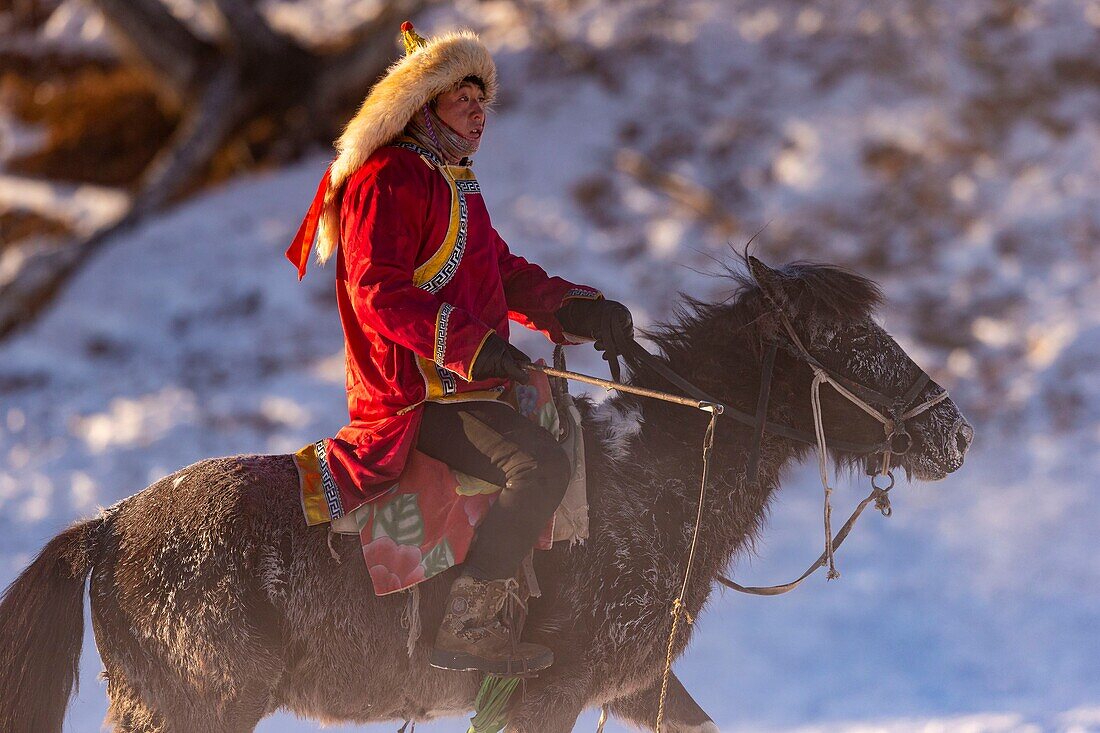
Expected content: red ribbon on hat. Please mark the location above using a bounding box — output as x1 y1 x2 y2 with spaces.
285 165 333 280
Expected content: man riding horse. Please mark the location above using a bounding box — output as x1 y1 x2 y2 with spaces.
286 23 634 676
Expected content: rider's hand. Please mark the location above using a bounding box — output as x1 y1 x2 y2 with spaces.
555 298 634 382
470 333 531 384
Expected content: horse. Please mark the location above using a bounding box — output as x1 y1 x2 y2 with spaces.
0 256 972 732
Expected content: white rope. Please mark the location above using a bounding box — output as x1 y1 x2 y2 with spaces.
809 371 840 578
808 364 900 578
805 360 950 579
655 408 718 732
901 390 949 420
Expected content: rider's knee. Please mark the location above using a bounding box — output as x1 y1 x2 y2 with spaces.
506 441 571 506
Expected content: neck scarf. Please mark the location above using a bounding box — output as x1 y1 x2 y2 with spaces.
404 104 480 164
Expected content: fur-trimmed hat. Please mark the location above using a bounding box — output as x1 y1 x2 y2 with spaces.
286 22 497 278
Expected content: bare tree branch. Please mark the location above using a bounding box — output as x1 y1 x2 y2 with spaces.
0 241 87 338
511 0 600 75
87 0 214 96
208 0 300 59
0 66 257 338
135 65 256 214
0 207 136 338
0 30 118 67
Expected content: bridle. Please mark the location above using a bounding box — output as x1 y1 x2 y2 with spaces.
627 315 947 479
771 311 950 480
625 304 950 589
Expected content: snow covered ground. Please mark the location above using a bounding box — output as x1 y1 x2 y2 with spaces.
2 0 1099 731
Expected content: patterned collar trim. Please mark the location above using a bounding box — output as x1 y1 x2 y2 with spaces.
391 137 474 169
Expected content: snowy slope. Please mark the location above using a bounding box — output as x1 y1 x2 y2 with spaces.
2 0 1099 731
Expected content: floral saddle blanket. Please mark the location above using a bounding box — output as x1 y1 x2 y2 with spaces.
292 367 589 596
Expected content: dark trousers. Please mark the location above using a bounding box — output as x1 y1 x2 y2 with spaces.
416 400 570 580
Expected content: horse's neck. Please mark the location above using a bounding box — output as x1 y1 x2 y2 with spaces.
615 321 799 581
627 407 783 577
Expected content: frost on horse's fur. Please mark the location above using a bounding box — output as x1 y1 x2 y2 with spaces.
591 400 644 463
0 261 969 733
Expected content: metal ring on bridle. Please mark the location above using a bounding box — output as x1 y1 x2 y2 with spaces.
888 429 912 456
871 470 895 491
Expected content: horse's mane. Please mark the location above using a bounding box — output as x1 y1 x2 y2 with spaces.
643 253 884 362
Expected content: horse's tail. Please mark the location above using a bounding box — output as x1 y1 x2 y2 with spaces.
0 516 103 732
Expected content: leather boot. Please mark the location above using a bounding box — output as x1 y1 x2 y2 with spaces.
429 574 553 675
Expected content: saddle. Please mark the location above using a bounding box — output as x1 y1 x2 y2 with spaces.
293 362 589 596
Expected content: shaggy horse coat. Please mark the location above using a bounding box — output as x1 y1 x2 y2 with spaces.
0 259 972 732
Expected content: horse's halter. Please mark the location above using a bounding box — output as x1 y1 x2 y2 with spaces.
628 308 950 486
771 310 950 487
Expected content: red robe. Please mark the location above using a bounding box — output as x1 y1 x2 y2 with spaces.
292 140 600 521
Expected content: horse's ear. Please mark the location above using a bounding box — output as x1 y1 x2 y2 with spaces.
747 256 788 310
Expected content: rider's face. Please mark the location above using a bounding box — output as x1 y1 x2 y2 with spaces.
433 82 486 148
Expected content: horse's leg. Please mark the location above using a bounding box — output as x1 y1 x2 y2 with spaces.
504 664 591 733
102 672 163 732
89 458 285 733
102 663 273 733
606 671 718 733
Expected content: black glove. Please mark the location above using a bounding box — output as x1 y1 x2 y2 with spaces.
470 333 531 384
556 298 634 382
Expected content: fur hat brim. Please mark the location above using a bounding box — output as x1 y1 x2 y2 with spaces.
314 31 497 265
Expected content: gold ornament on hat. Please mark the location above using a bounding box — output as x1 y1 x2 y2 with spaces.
401 21 428 56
